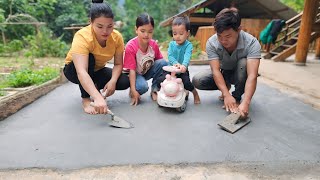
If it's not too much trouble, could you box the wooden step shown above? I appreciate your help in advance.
[281,44,293,48]
[272,45,297,62]
[270,51,280,55]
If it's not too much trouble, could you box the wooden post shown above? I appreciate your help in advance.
[295,0,319,65]
[315,38,320,59]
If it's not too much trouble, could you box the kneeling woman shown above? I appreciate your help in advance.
[63,0,129,114]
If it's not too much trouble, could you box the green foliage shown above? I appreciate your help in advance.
[5,67,59,88]
[280,0,304,12]
[23,27,69,58]
[189,36,201,59]
[0,90,5,96]
[0,8,4,23]
[0,40,24,56]
[0,0,90,42]
[48,0,90,42]
[122,0,197,42]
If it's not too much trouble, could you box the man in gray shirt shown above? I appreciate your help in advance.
[192,8,261,118]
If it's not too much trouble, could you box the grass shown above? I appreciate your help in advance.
[0,56,64,89]
[0,56,65,73]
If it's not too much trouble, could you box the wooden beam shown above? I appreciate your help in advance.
[272,45,296,62]
[190,17,213,24]
[160,0,217,27]
[295,0,319,65]
[273,8,289,13]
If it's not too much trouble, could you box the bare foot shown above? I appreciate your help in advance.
[151,91,157,101]
[192,89,201,104]
[82,98,97,115]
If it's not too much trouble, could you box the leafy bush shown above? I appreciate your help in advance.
[23,28,69,58]
[6,67,59,88]
[189,36,202,59]
[0,90,6,96]
[5,40,24,54]
[0,40,24,56]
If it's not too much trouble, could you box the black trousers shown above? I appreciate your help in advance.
[192,58,248,102]
[63,53,130,98]
[157,70,195,92]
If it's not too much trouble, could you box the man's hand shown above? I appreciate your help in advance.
[237,102,249,118]
[130,89,140,106]
[223,94,238,113]
[103,80,116,97]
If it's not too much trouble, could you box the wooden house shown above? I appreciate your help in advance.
[160,0,297,52]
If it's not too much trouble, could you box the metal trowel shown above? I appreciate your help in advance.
[218,113,250,134]
[90,102,134,129]
[106,109,134,129]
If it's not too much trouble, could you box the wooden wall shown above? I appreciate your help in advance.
[195,19,271,51]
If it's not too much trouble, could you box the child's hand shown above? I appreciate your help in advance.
[179,65,187,73]
[130,89,140,106]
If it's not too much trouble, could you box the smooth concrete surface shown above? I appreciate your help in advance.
[0,65,319,170]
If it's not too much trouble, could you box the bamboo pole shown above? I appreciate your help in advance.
[295,0,319,65]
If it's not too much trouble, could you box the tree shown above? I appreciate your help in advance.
[122,0,197,42]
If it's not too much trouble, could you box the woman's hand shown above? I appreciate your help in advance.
[92,96,108,114]
[103,80,116,97]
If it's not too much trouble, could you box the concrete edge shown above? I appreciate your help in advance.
[0,73,68,121]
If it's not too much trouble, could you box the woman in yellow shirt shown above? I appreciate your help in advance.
[64,0,129,114]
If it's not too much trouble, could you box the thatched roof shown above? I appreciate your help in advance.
[160,0,298,27]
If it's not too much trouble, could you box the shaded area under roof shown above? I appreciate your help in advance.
[160,0,298,27]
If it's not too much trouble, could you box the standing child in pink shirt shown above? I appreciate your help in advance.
[123,13,167,105]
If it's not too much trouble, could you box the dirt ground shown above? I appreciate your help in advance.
[0,162,319,179]
[258,57,320,110]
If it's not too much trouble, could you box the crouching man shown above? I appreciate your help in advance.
[192,8,261,118]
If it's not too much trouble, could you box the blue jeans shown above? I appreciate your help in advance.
[135,59,167,95]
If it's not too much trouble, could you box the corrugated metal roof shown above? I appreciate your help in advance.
[160,0,298,27]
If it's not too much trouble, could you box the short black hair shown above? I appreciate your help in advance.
[213,8,241,34]
[136,13,154,28]
[172,16,190,31]
[90,0,114,22]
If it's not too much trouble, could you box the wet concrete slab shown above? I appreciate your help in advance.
[0,65,319,170]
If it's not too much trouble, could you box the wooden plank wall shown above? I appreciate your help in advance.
[195,19,271,51]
